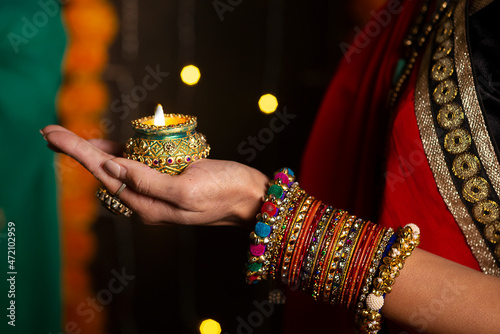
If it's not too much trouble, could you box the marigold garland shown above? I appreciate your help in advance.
[58,1,117,333]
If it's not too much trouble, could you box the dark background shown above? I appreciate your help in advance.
[91,1,360,333]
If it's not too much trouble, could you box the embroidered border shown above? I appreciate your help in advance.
[414,0,500,275]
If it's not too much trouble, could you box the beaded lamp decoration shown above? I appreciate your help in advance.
[124,105,210,175]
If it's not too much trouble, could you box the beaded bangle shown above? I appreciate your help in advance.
[246,168,296,284]
[356,224,420,333]
[280,195,313,284]
[274,192,305,277]
[355,228,394,319]
[312,210,345,300]
[340,221,374,308]
[246,168,421,334]
[298,206,334,291]
[269,183,304,279]
[336,218,365,306]
[327,215,356,303]
[290,201,324,287]
[319,210,349,300]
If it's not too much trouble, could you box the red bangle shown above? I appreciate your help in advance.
[341,222,376,308]
[310,210,344,299]
[289,200,323,287]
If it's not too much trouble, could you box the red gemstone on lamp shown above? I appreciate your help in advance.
[261,202,277,216]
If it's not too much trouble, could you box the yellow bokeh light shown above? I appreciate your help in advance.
[258,94,278,114]
[199,319,221,334]
[180,65,201,85]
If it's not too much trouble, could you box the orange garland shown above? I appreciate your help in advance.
[58,1,117,333]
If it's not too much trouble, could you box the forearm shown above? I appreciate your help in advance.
[384,248,500,334]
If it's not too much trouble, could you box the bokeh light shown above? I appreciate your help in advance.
[199,319,221,334]
[180,65,201,85]
[258,93,278,114]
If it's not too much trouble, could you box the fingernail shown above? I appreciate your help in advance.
[40,129,47,141]
[103,160,122,178]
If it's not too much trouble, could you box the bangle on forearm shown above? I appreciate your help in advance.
[246,168,421,334]
[298,206,334,292]
[246,168,297,284]
[356,224,420,333]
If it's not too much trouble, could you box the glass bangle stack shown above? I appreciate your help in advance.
[246,168,420,333]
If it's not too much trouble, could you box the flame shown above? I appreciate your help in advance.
[154,104,165,126]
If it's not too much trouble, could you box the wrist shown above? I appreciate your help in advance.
[237,167,269,225]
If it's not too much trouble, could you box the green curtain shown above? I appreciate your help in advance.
[0,1,66,333]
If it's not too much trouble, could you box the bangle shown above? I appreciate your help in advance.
[289,200,323,287]
[298,206,334,291]
[280,195,314,284]
[336,218,365,306]
[246,168,296,284]
[356,224,420,333]
[347,223,382,309]
[245,168,421,334]
[311,210,345,300]
[269,183,304,279]
[355,228,394,318]
[341,221,375,308]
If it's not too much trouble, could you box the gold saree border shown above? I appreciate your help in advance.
[454,0,500,202]
[414,0,500,275]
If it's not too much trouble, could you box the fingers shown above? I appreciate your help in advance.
[43,127,124,196]
[88,139,125,156]
[41,125,212,225]
[41,124,73,136]
[102,157,185,204]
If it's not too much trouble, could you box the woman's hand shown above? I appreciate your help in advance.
[41,125,269,226]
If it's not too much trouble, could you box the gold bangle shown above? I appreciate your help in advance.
[357,224,420,333]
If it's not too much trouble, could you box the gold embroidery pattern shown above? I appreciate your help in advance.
[433,78,458,105]
[433,39,453,60]
[437,103,464,130]
[444,128,471,154]
[462,176,489,203]
[414,0,500,275]
[431,57,454,81]
[485,222,500,244]
[454,0,500,271]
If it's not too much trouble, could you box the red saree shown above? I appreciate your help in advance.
[286,0,490,332]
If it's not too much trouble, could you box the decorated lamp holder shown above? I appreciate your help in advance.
[97,105,210,217]
[124,111,210,175]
